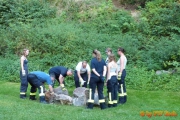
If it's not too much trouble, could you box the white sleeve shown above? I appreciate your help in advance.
[86,64,91,72]
[76,62,82,71]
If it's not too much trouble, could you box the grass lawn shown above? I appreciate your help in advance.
[0,81,179,120]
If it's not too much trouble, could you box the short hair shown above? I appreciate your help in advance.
[50,73,55,78]
[118,47,125,53]
[68,69,74,74]
[106,48,112,53]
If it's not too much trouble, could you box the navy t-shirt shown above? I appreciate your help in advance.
[90,57,106,78]
[49,66,68,80]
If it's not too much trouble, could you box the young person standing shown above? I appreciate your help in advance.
[117,47,127,104]
[20,49,29,99]
[87,49,107,110]
[106,54,118,107]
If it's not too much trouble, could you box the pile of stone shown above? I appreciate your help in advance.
[45,87,100,106]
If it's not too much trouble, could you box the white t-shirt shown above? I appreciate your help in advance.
[76,62,90,74]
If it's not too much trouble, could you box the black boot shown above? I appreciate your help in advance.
[40,96,48,104]
[113,103,117,107]
[29,95,36,100]
[87,103,93,109]
[118,96,125,104]
[20,94,26,99]
[124,95,127,103]
[100,103,107,110]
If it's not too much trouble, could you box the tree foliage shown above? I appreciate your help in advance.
[0,0,180,91]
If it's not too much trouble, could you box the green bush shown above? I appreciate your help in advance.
[0,0,180,91]
[126,66,180,91]
[140,0,180,36]
[0,0,56,28]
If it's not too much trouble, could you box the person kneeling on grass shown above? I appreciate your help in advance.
[27,71,54,104]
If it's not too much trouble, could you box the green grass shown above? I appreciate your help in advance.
[0,81,179,120]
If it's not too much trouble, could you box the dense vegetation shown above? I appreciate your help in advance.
[0,0,180,91]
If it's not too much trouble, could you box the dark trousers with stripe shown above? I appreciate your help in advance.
[87,76,106,109]
[107,76,118,107]
[20,69,28,98]
[27,74,45,101]
[118,69,127,104]
[74,70,88,88]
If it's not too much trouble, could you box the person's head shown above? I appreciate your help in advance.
[22,49,29,56]
[105,48,112,56]
[108,54,116,62]
[82,61,87,68]
[92,49,101,61]
[67,69,73,76]
[50,73,55,81]
[117,47,125,56]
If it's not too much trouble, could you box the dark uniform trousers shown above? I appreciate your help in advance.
[118,69,127,104]
[107,76,118,107]
[20,69,28,98]
[87,76,106,109]
[74,70,88,88]
[27,74,45,102]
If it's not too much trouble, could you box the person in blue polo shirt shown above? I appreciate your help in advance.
[27,71,54,104]
[87,49,107,110]
[49,66,73,89]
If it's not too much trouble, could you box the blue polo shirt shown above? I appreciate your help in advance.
[49,66,68,80]
[90,57,106,77]
[30,71,52,85]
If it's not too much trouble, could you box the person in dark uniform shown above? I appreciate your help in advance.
[117,47,127,104]
[87,49,107,110]
[49,66,73,89]
[106,54,118,107]
[20,49,29,99]
[27,71,54,103]
[74,61,90,88]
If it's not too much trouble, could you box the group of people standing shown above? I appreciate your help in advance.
[19,47,127,108]
[86,48,127,110]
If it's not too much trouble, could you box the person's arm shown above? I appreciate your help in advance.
[116,64,118,77]
[92,69,100,77]
[87,71,91,84]
[103,65,107,77]
[87,64,91,84]
[119,57,124,74]
[77,71,82,80]
[106,64,110,83]
[20,56,24,71]
[48,85,54,93]
[59,74,64,85]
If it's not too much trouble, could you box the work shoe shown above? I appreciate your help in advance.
[20,95,26,99]
[29,95,36,100]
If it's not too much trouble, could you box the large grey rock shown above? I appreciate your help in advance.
[156,70,170,75]
[53,86,68,95]
[55,94,73,105]
[45,86,69,104]
[94,92,99,105]
[72,87,89,106]
[72,87,100,106]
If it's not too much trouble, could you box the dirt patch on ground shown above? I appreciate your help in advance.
[112,0,140,18]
